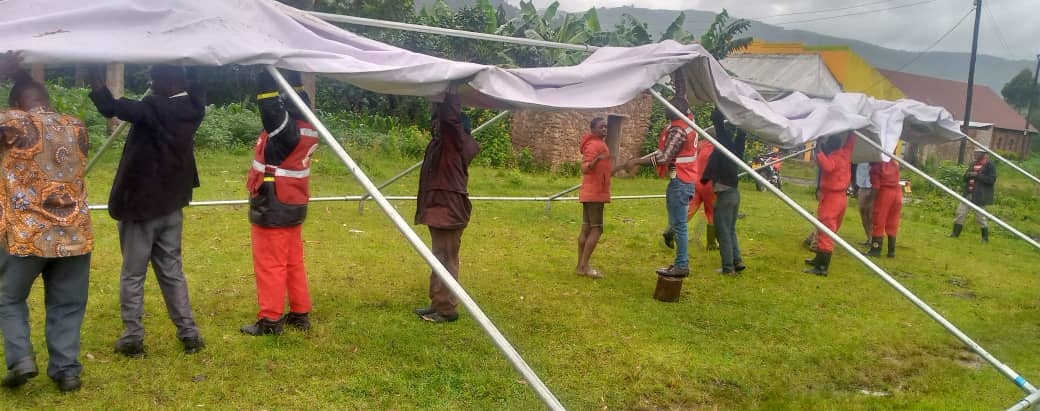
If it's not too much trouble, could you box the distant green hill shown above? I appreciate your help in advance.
[413,0,1032,94]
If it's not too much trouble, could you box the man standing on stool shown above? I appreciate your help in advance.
[413,91,480,323]
[949,148,995,243]
[241,70,318,336]
[89,64,205,356]
[621,97,697,278]
[0,52,93,392]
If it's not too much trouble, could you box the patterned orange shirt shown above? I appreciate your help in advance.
[0,107,93,257]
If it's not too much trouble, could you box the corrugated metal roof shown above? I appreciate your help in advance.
[721,54,842,98]
[879,69,1034,132]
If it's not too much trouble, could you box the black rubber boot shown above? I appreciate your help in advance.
[284,312,311,331]
[240,317,285,336]
[804,251,821,266]
[981,227,989,243]
[803,252,830,276]
[866,236,882,257]
[886,236,896,258]
[948,223,963,238]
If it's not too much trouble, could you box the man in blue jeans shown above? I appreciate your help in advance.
[701,109,747,275]
[623,97,698,277]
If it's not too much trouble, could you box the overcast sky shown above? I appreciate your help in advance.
[506,0,1038,62]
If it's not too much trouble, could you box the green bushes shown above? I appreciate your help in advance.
[195,103,261,149]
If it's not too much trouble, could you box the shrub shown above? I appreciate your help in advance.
[195,103,261,149]
[467,109,513,167]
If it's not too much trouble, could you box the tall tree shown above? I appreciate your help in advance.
[496,0,605,66]
[699,9,752,60]
[659,12,695,44]
[1001,68,1039,110]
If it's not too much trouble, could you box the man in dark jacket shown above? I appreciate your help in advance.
[948,148,996,242]
[240,70,318,336]
[412,92,480,323]
[700,109,747,275]
[89,65,204,356]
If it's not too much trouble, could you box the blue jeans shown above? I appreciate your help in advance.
[0,251,91,379]
[714,187,743,271]
[666,178,695,268]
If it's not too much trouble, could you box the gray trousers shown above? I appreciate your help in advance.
[953,201,988,228]
[0,250,90,379]
[857,188,876,241]
[117,209,199,343]
[714,188,743,271]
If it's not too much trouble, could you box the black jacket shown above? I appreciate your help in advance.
[964,160,996,206]
[90,86,205,221]
[701,115,746,188]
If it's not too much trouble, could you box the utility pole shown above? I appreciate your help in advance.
[1024,54,1040,136]
[958,0,983,164]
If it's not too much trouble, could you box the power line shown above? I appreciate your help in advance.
[770,0,939,26]
[864,6,975,92]
[750,0,905,20]
[982,5,1012,57]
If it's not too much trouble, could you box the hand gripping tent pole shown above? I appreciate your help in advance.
[648,88,1039,398]
[854,132,1040,251]
[265,67,566,411]
[962,134,1040,186]
[357,110,512,215]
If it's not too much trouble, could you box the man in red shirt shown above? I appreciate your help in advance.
[576,117,611,279]
[804,133,856,276]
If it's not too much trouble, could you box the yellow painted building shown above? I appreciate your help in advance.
[740,41,905,100]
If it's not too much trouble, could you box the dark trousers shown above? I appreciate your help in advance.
[713,187,743,271]
[428,227,464,316]
[0,250,90,379]
[117,209,199,343]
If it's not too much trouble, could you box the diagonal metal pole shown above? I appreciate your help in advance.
[649,88,1038,398]
[961,134,1040,186]
[357,110,512,215]
[85,89,150,175]
[266,67,565,411]
[1007,390,1040,411]
[855,133,1040,250]
[736,144,815,178]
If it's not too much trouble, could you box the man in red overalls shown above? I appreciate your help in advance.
[804,133,856,276]
[866,160,903,258]
[241,70,319,335]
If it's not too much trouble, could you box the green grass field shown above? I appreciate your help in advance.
[3,147,1039,411]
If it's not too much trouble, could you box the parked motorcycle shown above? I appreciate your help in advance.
[750,153,782,192]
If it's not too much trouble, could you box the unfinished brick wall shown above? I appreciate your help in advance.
[509,93,654,170]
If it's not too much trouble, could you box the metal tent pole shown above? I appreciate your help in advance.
[735,144,815,178]
[357,110,511,215]
[962,135,1040,186]
[1007,390,1040,411]
[854,133,1040,250]
[310,12,596,53]
[266,66,566,411]
[648,88,1038,397]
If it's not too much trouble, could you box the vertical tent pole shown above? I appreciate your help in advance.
[648,88,1038,397]
[854,133,1040,250]
[357,110,511,215]
[266,67,566,411]
[961,135,1040,186]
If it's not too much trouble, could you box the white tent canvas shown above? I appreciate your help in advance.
[0,0,963,158]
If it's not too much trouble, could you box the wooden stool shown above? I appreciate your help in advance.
[653,275,683,302]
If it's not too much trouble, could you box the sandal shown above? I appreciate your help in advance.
[584,269,604,279]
